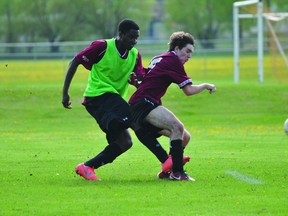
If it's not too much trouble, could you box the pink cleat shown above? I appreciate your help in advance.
[183,156,191,164]
[161,155,191,172]
[157,171,171,179]
[75,163,100,181]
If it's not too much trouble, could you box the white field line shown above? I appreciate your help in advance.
[225,170,266,185]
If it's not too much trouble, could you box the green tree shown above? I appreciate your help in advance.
[0,0,88,52]
[164,0,237,48]
[269,0,288,10]
[24,0,90,52]
[0,0,25,52]
[81,0,153,39]
[0,0,153,52]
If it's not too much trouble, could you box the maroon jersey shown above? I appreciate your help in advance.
[74,39,145,78]
[129,51,192,104]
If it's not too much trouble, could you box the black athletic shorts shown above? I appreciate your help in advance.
[130,98,163,136]
[82,93,132,135]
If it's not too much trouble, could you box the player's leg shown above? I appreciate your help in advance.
[182,129,191,148]
[134,127,169,163]
[84,93,133,165]
[130,100,169,164]
[158,129,191,171]
[158,128,190,148]
[145,106,184,140]
[76,129,131,181]
[84,129,132,168]
[130,99,192,180]
[145,106,194,181]
[76,93,133,181]
[145,106,184,172]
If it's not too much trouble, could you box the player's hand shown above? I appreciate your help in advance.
[128,72,139,88]
[207,84,216,94]
[62,93,72,109]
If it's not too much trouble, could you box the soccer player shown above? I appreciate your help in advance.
[129,31,216,181]
[62,19,145,181]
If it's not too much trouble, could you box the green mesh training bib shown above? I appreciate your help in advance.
[84,39,138,98]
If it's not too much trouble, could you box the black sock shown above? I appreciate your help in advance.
[169,146,185,155]
[84,144,123,169]
[135,128,168,163]
[170,139,184,172]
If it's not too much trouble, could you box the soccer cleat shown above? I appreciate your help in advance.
[169,171,195,181]
[75,163,100,181]
[161,155,172,172]
[157,171,171,179]
[183,156,191,164]
[161,155,191,172]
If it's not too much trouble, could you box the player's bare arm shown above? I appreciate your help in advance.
[62,58,80,109]
[182,83,216,96]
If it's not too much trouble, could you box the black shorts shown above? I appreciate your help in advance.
[130,98,163,136]
[83,93,132,135]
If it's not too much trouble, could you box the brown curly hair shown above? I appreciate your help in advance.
[168,31,195,52]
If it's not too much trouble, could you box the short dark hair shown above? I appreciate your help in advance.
[168,31,195,51]
[118,19,140,34]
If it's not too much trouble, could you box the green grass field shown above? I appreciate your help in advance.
[0,57,287,215]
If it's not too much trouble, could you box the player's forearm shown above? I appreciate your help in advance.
[62,58,79,94]
[191,84,207,95]
[63,71,74,94]
[182,84,205,96]
[183,83,216,96]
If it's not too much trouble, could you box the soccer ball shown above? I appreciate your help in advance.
[284,119,288,135]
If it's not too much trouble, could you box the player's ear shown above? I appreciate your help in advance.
[174,46,180,53]
[118,31,124,39]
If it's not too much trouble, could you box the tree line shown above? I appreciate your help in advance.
[0,0,286,52]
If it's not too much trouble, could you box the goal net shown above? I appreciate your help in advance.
[233,0,288,83]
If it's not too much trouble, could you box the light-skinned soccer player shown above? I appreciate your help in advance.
[129,31,216,181]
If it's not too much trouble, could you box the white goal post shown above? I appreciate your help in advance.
[233,0,263,84]
[233,0,288,83]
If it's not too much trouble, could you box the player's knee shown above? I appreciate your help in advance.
[114,130,133,152]
[171,121,184,137]
[182,130,191,147]
[121,137,133,152]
